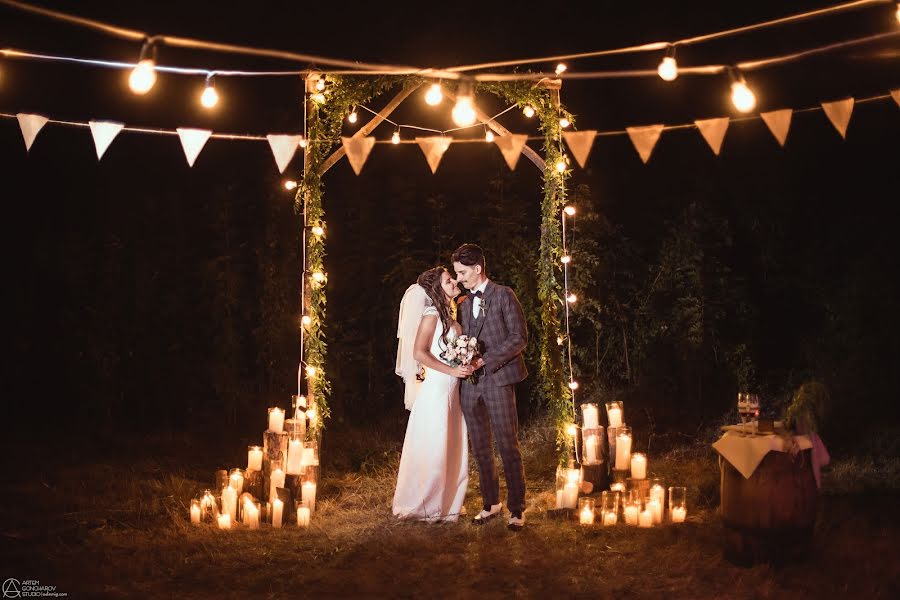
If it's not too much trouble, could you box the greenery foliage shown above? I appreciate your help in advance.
[783,380,830,434]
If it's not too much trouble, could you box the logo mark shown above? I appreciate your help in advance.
[2,579,21,598]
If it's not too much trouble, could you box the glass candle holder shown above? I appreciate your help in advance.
[228,468,244,494]
[271,498,285,528]
[630,452,647,479]
[269,466,286,505]
[600,491,619,526]
[217,513,232,530]
[190,498,202,524]
[582,427,603,465]
[648,478,665,525]
[286,436,304,475]
[669,486,687,523]
[302,480,318,513]
[267,407,285,433]
[200,489,219,518]
[300,440,319,468]
[581,403,600,430]
[614,426,632,470]
[623,489,641,526]
[221,484,238,521]
[578,497,595,525]
[247,446,263,472]
[242,499,261,529]
[284,417,306,440]
[215,470,229,494]
[605,401,624,428]
[555,466,582,509]
[296,500,311,527]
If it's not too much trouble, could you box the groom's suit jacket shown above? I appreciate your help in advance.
[459,280,528,388]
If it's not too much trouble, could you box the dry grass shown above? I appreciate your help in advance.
[2,424,899,599]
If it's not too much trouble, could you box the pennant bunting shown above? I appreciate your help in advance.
[892,89,900,108]
[626,124,664,164]
[415,136,452,174]
[760,109,793,147]
[266,134,303,174]
[562,130,597,168]
[821,98,854,139]
[492,134,529,170]
[88,121,124,160]
[16,113,49,151]
[341,136,376,175]
[176,128,212,167]
[694,117,729,156]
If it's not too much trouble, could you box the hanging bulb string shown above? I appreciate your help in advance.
[356,103,519,136]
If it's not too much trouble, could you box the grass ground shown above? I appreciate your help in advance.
[2,422,898,599]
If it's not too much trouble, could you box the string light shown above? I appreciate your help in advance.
[391,130,400,144]
[561,254,572,264]
[484,127,495,143]
[451,79,477,127]
[566,423,578,437]
[555,156,568,172]
[311,92,326,104]
[315,77,326,91]
[564,206,576,216]
[299,136,307,148]
[555,63,567,75]
[559,117,571,128]
[557,335,565,346]
[347,108,358,123]
[523,105,536,118]
[284,180,298,190]
[311,225,325,236]
[568,381,579,390]
[311,271,325,283]
[306,365,317,378]
[199,74,219,108]
[657,45,678,82]
[301,315,312,326]
[567,293,577,303]
[728,68,757,113]
[424,83,443,106]
[128,41,156,95]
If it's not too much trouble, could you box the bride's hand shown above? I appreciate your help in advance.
[453,365,474,378]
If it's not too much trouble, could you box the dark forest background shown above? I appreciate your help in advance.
[3,1,899,454]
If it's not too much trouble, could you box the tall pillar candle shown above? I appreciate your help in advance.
[615,426,632,470]
[190,499,201,524]
[624,504,639,526]
[272,498,284,528]
[268,407,285,433]
[630,453,647,479]
[286,439,303,475]
[269,468,285,505]
[639,507,653,528]
[649,480,665,524]
[581,403,600,429]
[585,433,600,464]
[247,446,263,471]
[606,401,623,428]
[217,513,232,530]
[302,481,317,512]
[221,485,237,521]
[296,503,311,527]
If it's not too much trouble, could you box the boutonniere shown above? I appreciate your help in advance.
[480,298,491,316]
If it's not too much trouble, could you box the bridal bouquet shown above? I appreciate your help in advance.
[440,335,480,383]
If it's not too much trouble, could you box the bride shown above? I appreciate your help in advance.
[393,267,473,522]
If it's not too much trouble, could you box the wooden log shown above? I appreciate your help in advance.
[581,463,609,491]
[720,448,817,566]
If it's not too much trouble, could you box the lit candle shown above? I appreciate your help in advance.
[650,484,665,524]
[244,500,259,529]
[302,481,317,512]
[300,446,317,467]
[247,446,263,471]
[630,453,647,479]
[606,402,623,428]
[229,469,244,494]
[272,498,284,528]
[555,489,564,509]
[615,429,632,470]
[671,506,686,523]
[639,508,653,528]
[603,511,618,526]
[610,482,626,493]
[297,504,311,527]
[624,504,639,525]
[582,404,600,429]
[286,439,303,475]
[221,485,237,521]
[579,506,595,525]
[648,498,662,525]
[585,434,599,463]
[200,490,218,515]
[268,407,285,433]
[217,513,232,529]
[562,483,579,508]
[269,468,285,505]
[190,500,202,524]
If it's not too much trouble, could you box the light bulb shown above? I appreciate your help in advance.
[657,56,678,82]
[299,137,307,148]
[311,92,326,104]
[391,131,400,145]
[425,83,443,106]
[129,59,156,94]
[348,110,358,123]
[567,293,577,303]
[301,315,312,326]
[523,105,535,118]
[559,117,570,128]
[731,80,756,113]
[312,271,325,283]
[316,77,326,91]
[568,381,579,390]
[555,158,567,172]
[555,63,567,75]
[564,206,576,216]
[484,129,495,143]
[566,423,578,437]
[561,255,571,264]
[311,226,324,236]
[306,365,317,378]
[452,96,477,127]
[306,407,316,419]
[200,79,219,109]
[557,335,565,346]
[284,180,298,190]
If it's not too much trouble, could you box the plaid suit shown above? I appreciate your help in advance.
[458,280,528,513]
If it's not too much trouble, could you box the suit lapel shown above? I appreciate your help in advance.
[471,281,495,339]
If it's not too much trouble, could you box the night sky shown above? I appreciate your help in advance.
[3,1,899,442]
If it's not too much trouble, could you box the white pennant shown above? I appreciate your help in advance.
[626,124,664,164]
[415,136,452,174]
[492,134,529,170]
[694,117,729,156]
[340,136,376,175]
[821,98,854,139]
[892,89,900,108]
[176,128,212,167]
[16,113,49,151]
[88,121,124,160]
[562,130,597,168]
[266,134,303,174]
[760,109,793,147]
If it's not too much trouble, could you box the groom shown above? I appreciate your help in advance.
[452,244,528,530]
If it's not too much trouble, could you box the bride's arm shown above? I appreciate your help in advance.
[413,315,472,378]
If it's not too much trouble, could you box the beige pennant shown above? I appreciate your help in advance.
[892,89,900,108]
[821,98,854,139]
[626,124,664,164]
[341,136,376,175]
[176,128,212,167]
[694,117,729,156]
[88,121,124,160]
[266,134,303,174]
[415,136,452,174]
[16,113,49,151]
[492,133,529,170]
[760,109,793,147]
[562,130,597,168]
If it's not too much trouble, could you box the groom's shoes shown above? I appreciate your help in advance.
[472,503,502,525]
[507,511,525,531]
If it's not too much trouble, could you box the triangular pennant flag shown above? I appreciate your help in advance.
[760,109,793,147]
[492,134,529,170]
[821,98,854,140]
[266,134,303,174]
[16,113,49,152]
[694,117,729,156]
[340,136,376,175]
[88,121,124,160]
[415,136,452,174]
[176,128,212,167]
[562,130,597,168]
[626,124,664,164]
[891,89,900,108]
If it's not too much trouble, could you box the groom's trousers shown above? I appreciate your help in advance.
[460,381,526,514]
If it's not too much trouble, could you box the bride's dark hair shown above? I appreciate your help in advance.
[417,267,453,346]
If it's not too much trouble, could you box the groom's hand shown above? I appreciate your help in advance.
[471,357,485,370]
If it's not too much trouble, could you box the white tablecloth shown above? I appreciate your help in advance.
[713,429,830,486]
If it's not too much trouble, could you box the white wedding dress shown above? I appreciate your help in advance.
[392,307,469,522]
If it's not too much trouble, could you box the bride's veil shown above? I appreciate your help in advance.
[396,283,432,410]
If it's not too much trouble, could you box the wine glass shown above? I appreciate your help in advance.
[737,393,751,433]
[747,394,760,430]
